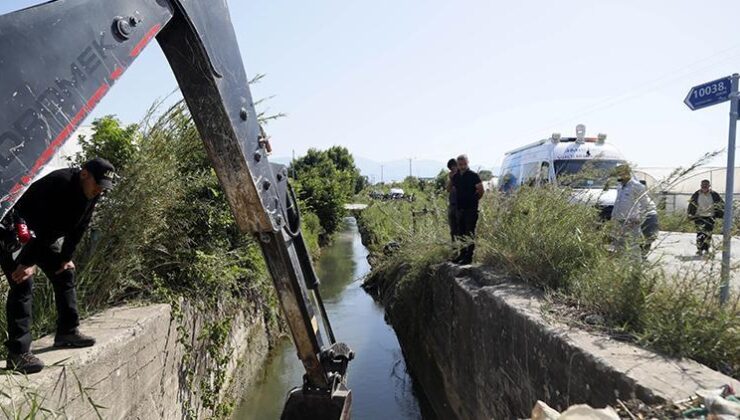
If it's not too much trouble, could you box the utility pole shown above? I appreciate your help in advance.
[720,74,739,305]
[380,165,384,184]
[408,158,412,178]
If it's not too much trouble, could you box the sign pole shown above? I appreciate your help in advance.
[720,73,739,305]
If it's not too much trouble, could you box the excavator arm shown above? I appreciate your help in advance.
[0,1,352,418]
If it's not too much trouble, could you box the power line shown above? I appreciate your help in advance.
[512,43,740,143]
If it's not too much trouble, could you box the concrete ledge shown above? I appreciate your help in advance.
[0,303,270,419]
[368,262,740,419]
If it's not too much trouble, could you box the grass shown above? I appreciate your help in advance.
[358,181,740,379]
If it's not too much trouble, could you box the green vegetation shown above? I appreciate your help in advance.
[290,146,363,240]
[478,169,493,181]
[75,103,275,311]
[72,115,139,171]
[658,208,696,232]
[358,180,739,378]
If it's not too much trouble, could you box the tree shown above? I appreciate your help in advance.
[479,170,494,181]
[322,146,366,194]
[325,146,356,173]
[434,169,448,191]
[355,175,369,194]
[290,147,361,237]
[74,115,138,172]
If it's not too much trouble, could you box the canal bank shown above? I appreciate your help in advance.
[0,301,273,419]
[363,260,740,419]
[233,218,431,419]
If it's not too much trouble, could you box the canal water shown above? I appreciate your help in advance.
[233,218,428,419]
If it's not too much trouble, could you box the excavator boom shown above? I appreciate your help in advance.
[0,1,351,418]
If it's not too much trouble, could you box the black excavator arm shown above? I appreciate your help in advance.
[0,1,352,418]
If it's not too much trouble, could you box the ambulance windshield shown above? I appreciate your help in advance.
[554,159,624,189]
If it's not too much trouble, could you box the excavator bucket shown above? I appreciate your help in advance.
[282,385,352,420]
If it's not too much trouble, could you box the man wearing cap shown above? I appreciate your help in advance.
[0,158,115,373]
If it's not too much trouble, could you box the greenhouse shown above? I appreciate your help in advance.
[634,166,740,213]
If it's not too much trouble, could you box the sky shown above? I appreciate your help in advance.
[3,0,740,173]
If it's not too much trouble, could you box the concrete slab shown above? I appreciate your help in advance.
[0,303,270,419]
[649,231,740,290]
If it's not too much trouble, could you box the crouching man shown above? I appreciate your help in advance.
[0,158,114,373]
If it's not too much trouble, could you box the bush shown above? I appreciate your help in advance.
[477,186,605,290]
[73,115,139,171]
[290,146,360,237]
[638,271,739,372]
[74,102,273,308]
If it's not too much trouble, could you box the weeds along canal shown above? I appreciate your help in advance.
[233,217,431,419]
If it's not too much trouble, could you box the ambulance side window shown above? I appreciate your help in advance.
[500,164,520,193]
[522,163,539,187]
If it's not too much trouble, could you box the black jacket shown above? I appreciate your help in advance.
[13,168,98,266]
[687,190,724,218]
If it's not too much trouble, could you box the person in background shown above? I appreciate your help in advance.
[450,154,484,264]
[0,158,115,374]
[611,164,654,259]
[640,189,660,257]
[445,158,459,240]
[688,179,724,256]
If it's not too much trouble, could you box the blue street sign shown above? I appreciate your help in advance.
[684,76,733,110]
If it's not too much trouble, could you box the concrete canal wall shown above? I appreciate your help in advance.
[0,302,271,419]
[364,262,740,419]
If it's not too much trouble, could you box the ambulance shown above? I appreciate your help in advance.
[498,124,628,219]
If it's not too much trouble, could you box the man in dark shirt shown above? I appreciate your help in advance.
[450,154,484,264]
[0,158,114,373]
[446,158,459,240]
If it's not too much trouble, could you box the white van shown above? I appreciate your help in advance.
[498,124,627,219]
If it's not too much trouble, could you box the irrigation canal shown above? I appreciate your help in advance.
[233,217,431,419]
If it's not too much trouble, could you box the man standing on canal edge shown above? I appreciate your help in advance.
[450,154,484,264]
[446,158,459,240]
[688,179,724,256]
[0,158,115,373]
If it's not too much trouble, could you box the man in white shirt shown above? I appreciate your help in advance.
[611,165,656,258]
[688,180,724,255]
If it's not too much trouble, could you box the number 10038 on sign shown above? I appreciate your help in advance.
[685,76,733,111]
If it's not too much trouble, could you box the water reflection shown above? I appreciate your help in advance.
[233,218,425,419]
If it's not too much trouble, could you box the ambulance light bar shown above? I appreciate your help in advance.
[575,124,586,144]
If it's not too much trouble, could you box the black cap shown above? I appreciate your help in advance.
[82,158,116,189]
